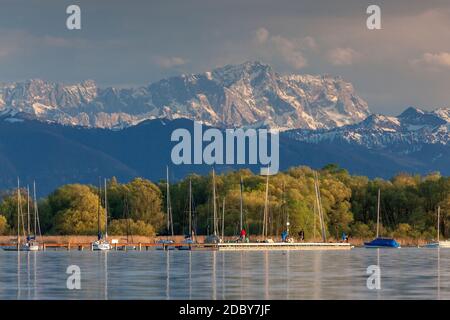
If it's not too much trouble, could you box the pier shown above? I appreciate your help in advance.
[0,242,352,251]
[0,242,217,251]
[216,242,353,251]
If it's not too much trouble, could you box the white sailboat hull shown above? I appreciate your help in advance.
[26,244,39,251]
[2,243,40,251]
[424,240,450,248]
[92,240,111,251]
[155,239,175,250]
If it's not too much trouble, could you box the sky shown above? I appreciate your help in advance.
[1,0,450,115]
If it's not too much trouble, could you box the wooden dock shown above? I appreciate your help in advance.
[0,242,219,251]
[0,242,353,251]
[216,242,353,251]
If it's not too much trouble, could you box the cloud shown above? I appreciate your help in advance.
[410,52,450,70]
[253,28,312,69]
[269,35,307,69]
[327,47,361,66]
[254,28,269,44]
[153,56,187,68]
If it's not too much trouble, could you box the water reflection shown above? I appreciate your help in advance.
[15,251,38,300]
[437,248,440,300]
[16,251,20,299]
[166,250,170,300]
[1,248,449,299]
[264,251,269,300]
[104,252,108,300]
[221,252,225,299]
[189,251,192,300]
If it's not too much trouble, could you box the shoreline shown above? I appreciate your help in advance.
[0,235,430,247]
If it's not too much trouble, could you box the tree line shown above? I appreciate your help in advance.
[0,164,448,240]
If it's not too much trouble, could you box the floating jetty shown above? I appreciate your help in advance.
[0,242,352,251]
[216,242,353,251]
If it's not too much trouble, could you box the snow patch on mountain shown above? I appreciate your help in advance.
[288,106,450,151]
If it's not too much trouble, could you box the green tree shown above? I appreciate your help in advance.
[0,215,9,235]
[108,219,155,236]
[125,178,165,231]
[49,184,105,235]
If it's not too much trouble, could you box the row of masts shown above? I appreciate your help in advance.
[96,178,110,241]
[13,168,327,246]
[165,167,327,242]
[16,179,42,245]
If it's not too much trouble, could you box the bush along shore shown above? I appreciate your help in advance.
[0,164,448,245]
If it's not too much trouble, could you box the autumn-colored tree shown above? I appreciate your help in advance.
[49,184,105,235]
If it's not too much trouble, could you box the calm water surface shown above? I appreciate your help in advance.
[0,248,448,299]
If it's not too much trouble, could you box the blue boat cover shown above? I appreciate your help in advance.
[365,237,400,248]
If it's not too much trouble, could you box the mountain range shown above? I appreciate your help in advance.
[0,61,369,130]
[289,107,450,151]
[1,61,450,194]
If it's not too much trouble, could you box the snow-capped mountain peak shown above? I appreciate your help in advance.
[289,106,450,150]
[0,61,370,130]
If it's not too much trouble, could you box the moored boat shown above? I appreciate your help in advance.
[177,178,197,250]
[157,167,176,250]
[91,178,111,251]
[364,189,400,248]
[92,239,112,251]
[364,237,400,248]
[205,169,223,244]
[3,179,43,251]
[424,206,450,248]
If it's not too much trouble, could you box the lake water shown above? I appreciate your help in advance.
[0,248,448,300]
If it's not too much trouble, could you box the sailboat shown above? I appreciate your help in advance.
[364,189,400,248]
[425,206,450,248]
[178,178,196,250]
[214,171,352,251]
[261,169,274,243]
[281,182,293,243]
[157,166,175,250]
[25,182,42,251]
[237,176,248,242]
[92,178,112,251]
[4,179,41,251]
[313,171,327,243]
[205,169,222,244]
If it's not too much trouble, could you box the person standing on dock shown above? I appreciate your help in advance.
[281,230,288,242]
[240,228,246,242]
[298,230,304,241]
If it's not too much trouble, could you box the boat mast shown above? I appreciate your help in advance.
[313,195,317,241]
[33,182,36,238]
[166,166,174,237]
[124,193,132,243]
[33,181,42,241]
[376,188,381,238]
[212,169,218,236]
[166,167,170,236]
[27,185,30,237]
[438,206,441,242]
[262,169,269,238]
[222,198,225,240]
[239,177,244,232]
[189,178,192,238]
[284,183,289,235]
[104,178,108,239]
[17,178,20,245]
[97,177,101,239]
[314,171,327,242]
